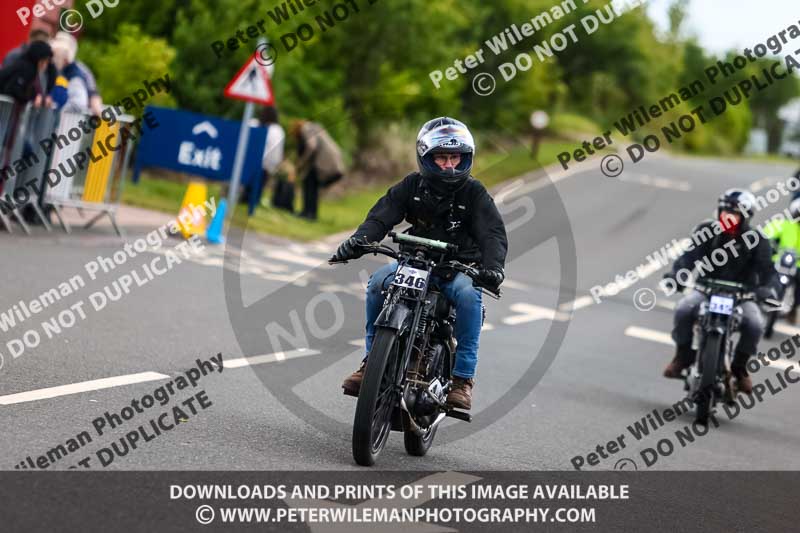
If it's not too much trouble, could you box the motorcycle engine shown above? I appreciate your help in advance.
[405,343,447,419]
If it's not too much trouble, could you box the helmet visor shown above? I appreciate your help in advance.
[417,124,475,158]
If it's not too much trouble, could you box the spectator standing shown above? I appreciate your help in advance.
[261,106,286,191]
[51,32,102,115]
[291,120,345,220]
[49,33,90,113]
[0,40,52,104]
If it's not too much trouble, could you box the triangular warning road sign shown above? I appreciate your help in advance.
[224,54,275,105]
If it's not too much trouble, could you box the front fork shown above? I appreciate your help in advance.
[687,303,739,402]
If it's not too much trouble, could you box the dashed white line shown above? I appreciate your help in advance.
[624,325,799,373]
[624,325,673,345]
[618,173,691,191]
[265,249,325,268]
[502,303,569,325]
[558,296,595,312]
[0,350,322,406]
[223,349,320,368]
[774,323,800,337]
[0,371,169,406]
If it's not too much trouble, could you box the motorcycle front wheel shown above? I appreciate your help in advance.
[696,332,722,425]
[352,327,399,466]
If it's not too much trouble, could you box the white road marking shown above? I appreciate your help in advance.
[618,173,691,191]
[265,249,325,268]
[774,323,800,337]
[501,278,531,291]
[558,296,595,312]
[749,176,781,192]
[656,299,677,310]
[768,359,798,373]
[348,339,366,347]
[481,322,495,331]
[624,326,799,374]
[0,350,322,406]
[624,325,674,345]
[0,371,169,406]
[225,348,320,368]
[502,303,569,325]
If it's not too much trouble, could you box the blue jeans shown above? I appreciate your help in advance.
[365,262,483,379]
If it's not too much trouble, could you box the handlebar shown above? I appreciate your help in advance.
[328,242,501,298]
[388,231,459,253]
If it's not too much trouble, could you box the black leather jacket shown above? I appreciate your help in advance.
[352,172,508,271]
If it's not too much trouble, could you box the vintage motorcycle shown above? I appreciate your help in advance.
[329,231,500,466]
[683,278,779,425]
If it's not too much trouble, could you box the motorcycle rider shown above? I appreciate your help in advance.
[663,189,778,394]
[763,198,800,323]
[331,117,508,410]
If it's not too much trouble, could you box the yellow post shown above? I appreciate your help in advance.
[178,181,208,239]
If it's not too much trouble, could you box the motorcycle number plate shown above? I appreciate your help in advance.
[709,295,734,315]
[391,265,429,291]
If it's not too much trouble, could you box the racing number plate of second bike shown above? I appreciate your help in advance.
[391,265,429,291]
[709,295,735,315]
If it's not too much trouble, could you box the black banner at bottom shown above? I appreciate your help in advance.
[1,471,793,532]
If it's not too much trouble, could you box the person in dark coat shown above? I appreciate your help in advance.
[332,117,508,410]
[0,41,52,104]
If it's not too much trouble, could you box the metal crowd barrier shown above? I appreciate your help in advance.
[0,95,27,232]
[0,97,136,237]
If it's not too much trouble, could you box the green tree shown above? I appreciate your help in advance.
[78,23,176,112]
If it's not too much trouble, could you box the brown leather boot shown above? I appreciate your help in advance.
[732,352,753,394]
[663,344,696,379]
[342,361,367,397]
[446,377,474,410]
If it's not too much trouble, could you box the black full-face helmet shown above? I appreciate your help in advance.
[416,117,475,194]
[717,188,756,234]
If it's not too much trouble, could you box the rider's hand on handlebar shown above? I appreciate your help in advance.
[331,235,368,262]
[478,268,504,290]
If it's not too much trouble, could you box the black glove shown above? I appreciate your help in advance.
[332,235,367,262]
[478,268,504,290]
[757,286,777,302]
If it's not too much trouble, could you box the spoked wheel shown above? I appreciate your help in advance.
[352,327,399,466]
[696,333,722,425]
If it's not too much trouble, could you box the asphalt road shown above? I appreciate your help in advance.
[2,152,800,471]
